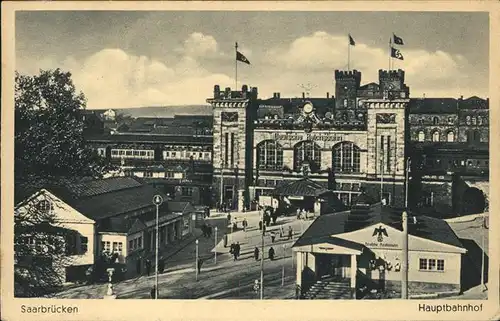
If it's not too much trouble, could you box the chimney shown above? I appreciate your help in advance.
[302,92,305,99]
[327,92,330,99]
[401,211,409,300]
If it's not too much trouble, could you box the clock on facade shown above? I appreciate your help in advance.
[303,102,314,114]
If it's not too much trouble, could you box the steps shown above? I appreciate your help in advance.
[302,277,352,300]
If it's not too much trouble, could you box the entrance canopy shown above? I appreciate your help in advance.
[272,178,332,197]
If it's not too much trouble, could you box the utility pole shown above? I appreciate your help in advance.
[260,209,264,300]
[401,211,409,299]
[214,226,218,265]
[152,195,164,300]
[195,239,199,281]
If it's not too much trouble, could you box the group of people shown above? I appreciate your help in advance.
[216,201,231,213]
[137,257,166,277]
[201,223,213,238]
[296,208,313,220]
[253,246,276,261]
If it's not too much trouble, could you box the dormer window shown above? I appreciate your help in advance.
[36,200,53,213]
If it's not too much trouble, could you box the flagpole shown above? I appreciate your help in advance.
[348,35,350,71]
[389,37,392,70]
[405,157,410,208]
[380,136,384,203]
[235,42,238,90]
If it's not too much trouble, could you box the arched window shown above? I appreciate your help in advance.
[418,131,425,142]
[472,116,477,126]
[332,142,361,173]
[466,116,471,125]
[432,131,440,142]
[478,116,483,125]
[418,118,424,125]
[294,140,321,171]
[447,131,455,142]
[257,140,283,170]
[433,117,439,125]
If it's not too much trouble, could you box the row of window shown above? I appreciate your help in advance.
[129,236,143,252]
[164,151,211,160]
[416,116,486,126]
[419,258,445,271]
[256,140,362,173]
[101,241,123,255]
[424,159,488,168]
[417,131,455,142]
[110,149,155,159]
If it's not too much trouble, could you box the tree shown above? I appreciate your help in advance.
[14,69,110,297]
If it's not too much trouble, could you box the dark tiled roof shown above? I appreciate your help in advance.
[409,98,458,114]
[272,178,329,197]
[293,204,464,249]
[358,82,379,90]
[168,201,196,213]
[85,133,213,145]
[459,96,489,109]
[65,177,143,198]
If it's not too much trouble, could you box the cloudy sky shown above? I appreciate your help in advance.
[16,11,489,109]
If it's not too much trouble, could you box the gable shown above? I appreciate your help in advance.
[16,189,95,225]
[336,223,465,254]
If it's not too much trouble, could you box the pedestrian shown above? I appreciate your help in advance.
[158,259,165,274]
[150,285,156,299]
[254,247,260,261]
[230,242,235,254]
[136,258,142,275]
[296,208,301,219]
[233,248,238,261]
[288,226,293,240]
[227,213,231,224]
[224,234,228,248]
[243,218,248,232]
[235,242,241,259]
[280,225,284,238]
[233,222,238,232]
[263,224,266,235]
[197,258,203,274]
[268,247,275,261]
[259,220,263,230]
[145,259,151,277]
[271,231,276,243]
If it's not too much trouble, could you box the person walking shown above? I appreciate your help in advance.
[145,258,152,277]
[158,259,165,274]
[197,258,203,274]
[270,231,276,243]
[259,220,263,231]
[296,208,301,219]
[268,247,275,261]
[288,226,293,240]
[230,242,235,254]
[235,242,241,260]
[150,285,156,299]
[254,247,260,261]
[243,218,248,232]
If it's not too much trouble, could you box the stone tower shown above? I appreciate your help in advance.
[207,85,258,211]
[363,70,410,207]
[334,70,362,122]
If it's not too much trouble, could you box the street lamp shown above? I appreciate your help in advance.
[260,209,264,300]
[282,244,286,286]
[195,239,199,281]
[214,226,218,265]
[152,195,163,300]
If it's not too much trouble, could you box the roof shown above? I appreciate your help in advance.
[43,177,169,221]
[85,133,213,145]
[168,201,196,213]
[409,98,458,114]
[459,96,489,109]
[293,203,464,249]
[272,178,332,197]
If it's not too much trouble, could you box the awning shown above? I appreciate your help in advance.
[272,178,333,197]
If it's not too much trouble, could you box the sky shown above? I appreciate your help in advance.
[16,11,489,109]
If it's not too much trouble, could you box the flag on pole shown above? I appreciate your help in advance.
[236,51,251,65]
[393,34,404,45]
[349,34,356,46]
[391,47,404,60]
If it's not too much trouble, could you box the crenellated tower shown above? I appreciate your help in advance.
[207,85,258,211]
[378,69,410,99]
[334,70,362,122]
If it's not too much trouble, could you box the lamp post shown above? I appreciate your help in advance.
[214,226,218,265]
[260,209,264,300]
[152,195,163,300]
[195,239,199,281]
[282,244,286,286]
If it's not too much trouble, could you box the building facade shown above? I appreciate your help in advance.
[207,69,489,217]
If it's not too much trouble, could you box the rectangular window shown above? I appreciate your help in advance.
[138,236,142,248]
[204,152,210,160]
[129,240,133,251]
[224,133,229,167]
[117,242,123,255]
[437,259,445,271]
[428,259,436,270]
[111,150,118,156]
[230,133,235,167]
[144,171,153,178]
[172,152,176,158]
[105,241,111,252]
[112,242,118,253]
[199,152,203,158]
[140,151,146,156]
[133,151,140,156]
[126,150,133,156]
[101,241,106,252]
[419,258,428,270]
[80,236,88,253]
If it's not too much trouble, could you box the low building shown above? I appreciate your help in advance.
[292,196,466,299]
[14,177,197,286]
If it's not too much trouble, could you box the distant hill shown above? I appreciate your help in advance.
[92,105,212,118]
